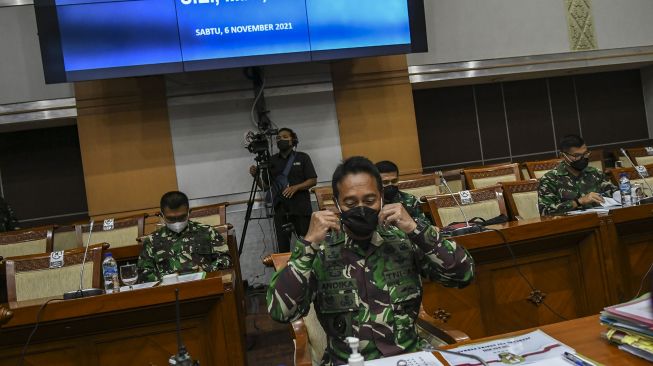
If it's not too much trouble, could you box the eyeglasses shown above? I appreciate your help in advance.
[563,151,591,159]
[160,211,189,223]
[382,178,399,186]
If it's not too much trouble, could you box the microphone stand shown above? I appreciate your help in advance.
[437,171,484,236]
[619,148,653,204]
[63,219,104,300]
[169,288,199,366]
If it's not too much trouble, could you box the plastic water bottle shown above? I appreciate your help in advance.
[102,252,120,293]
[619,173,632,207]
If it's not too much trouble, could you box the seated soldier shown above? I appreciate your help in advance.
[267,157,474,365]
[375,160,431,226]
[137,191,231,282]
[539,135,617,215]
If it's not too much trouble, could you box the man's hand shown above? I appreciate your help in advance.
[378,203,417,234]
[282,185,300,198]
[304,211,341,247]
[249,165,257,177]
[578,192,605,206]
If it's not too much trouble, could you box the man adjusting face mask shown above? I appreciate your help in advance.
[337,204,380,238]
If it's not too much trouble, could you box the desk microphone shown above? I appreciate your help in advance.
[436,171,484,236]
[169,288,199,366]
[63,219,103,300]
[619,148,653,203]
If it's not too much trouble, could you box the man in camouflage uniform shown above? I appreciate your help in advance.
[0,196,18,233]
[267,157,474,365]
[137,191,231,282]
[539,135,617,216]
[375,160,431,226]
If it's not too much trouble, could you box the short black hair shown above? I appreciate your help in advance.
[332,156,383,199]
[559,135,585,152]
[278,127,298,147]
[160,191,189,211]
[375,160,399,175]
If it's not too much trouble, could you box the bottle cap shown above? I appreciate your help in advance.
[103,252,113,257]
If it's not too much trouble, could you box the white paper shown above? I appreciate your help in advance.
[566,208,609,215]
[119,281,158,292]
[600,196,621,208]
[614,296,653,322]
[438,330,575,366]
[363,351,443,366]
[178,272,206,283]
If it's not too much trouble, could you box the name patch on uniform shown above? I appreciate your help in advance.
[319,292,358,312]
[383,269,413,284]
[320,278,356,292]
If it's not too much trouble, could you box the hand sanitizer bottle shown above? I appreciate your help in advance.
[345,337,364,366]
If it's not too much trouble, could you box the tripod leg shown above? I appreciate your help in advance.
[238,171,259,256]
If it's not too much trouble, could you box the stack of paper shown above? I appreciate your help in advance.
[600,293,653,362]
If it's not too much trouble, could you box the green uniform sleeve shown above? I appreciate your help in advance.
[207,226,232,270]
[538,174,575,215]
[410,226,474,288]
[266,240,317,323]
[400,192,432,226]
[137,236,160,282]
[599,173,618,197]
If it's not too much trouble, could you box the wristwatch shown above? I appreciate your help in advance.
[408,220,428,238]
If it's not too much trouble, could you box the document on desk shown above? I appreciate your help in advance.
[364,351,443,366]
[600,196,621,208]
[437,330,575,365]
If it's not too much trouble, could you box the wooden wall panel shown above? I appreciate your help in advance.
[576,70,649,145]
[0,125,88,226]
[74,76,178,218]
[331,56,423,175]
[414,86,481,169]
[475,84,510,160]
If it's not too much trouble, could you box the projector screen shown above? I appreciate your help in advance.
[34,0,427,83]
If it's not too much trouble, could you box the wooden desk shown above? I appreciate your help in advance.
[598,204,653,303]
[438,316,648,366]
[0,270,246,366]
[422,214,609,339]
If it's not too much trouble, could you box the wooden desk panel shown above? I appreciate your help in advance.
[422,214,608,338]
[604,204,653,302]
[0,271,246,366]
[439,316,648,366]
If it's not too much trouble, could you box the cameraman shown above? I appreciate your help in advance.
[249,128,317,253]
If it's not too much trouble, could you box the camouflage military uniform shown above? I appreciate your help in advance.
[137,220,231,282]
[266,225,474,366]
[0,196,18,233]
[538,162,618,216]
[386,190,431,226]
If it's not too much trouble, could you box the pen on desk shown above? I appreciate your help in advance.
[563,351,595,366]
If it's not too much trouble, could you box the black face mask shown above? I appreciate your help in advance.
[383,185,399,202]
[567,157,589,171]
[340,206,379,238]
[277,140,292,152]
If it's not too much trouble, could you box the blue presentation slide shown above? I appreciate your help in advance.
[176,0,311,61]
[306,0,411,51]
[53,0,413,73]
[56,0,183,71]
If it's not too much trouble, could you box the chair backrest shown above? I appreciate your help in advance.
[437,169,465,193]
[607,165,653,196]
[463,163,521,189]
[311,186,337,212]
[53,225,81,251]
[5,243,105,302]
[398,173,440,200]
[0,226,54,260]
[501,180,540,221]
[626,147,653,166]
[426,185,507,227]
[189,202,228,227]
[524,158,563,179]
[79,215,144,249]
[588,148,605,172]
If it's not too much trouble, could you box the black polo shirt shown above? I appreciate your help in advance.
[264,151,317,215]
